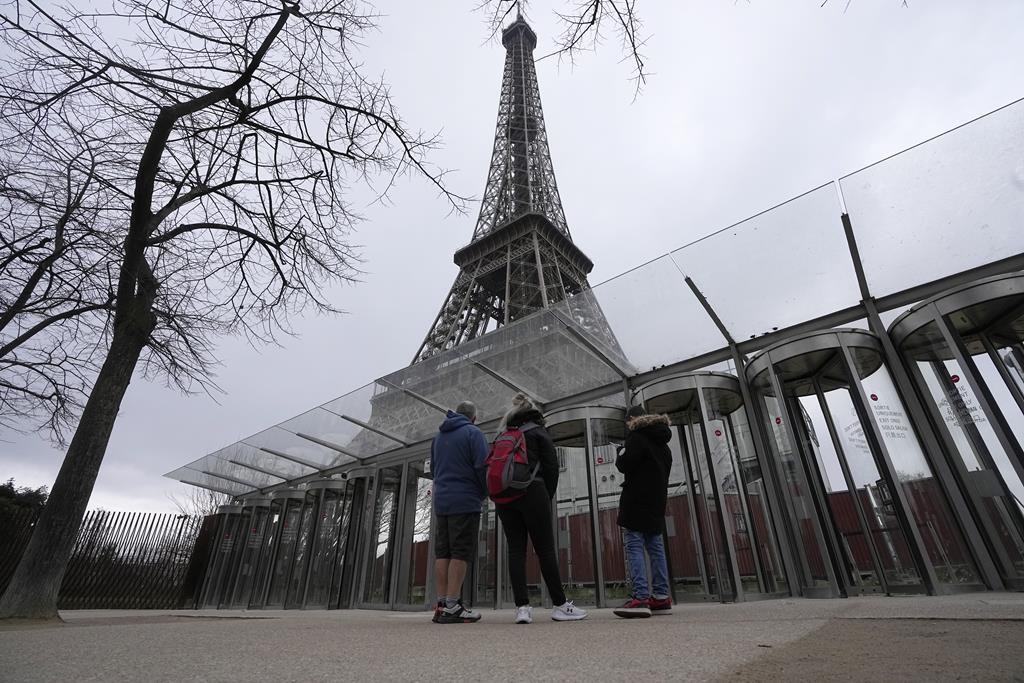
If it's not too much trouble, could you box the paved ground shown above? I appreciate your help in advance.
[1,593,1023,681]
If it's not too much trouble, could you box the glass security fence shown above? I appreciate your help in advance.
[746,329,981,598]
[199,505,245,609]
[636,372,789,603]
[890,272,1024,590]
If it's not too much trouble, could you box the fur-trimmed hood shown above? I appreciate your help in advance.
[627,413,670,432]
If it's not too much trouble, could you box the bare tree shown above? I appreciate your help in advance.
[0,0,462,620]
[0,115,118,440]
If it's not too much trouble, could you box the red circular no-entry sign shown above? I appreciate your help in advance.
[714,429,722,437]
[951,374,960,383]
[775,417,782,425]
[870,393,878,401]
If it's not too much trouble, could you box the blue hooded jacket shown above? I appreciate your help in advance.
[431,411,489,515]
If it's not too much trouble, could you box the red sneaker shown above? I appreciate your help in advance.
[648,597,673,614]
[613,597,652,618]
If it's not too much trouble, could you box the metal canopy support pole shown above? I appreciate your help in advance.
[326,412,411,448]
[254,445,323,471]
[683,275,737,347]
[200,469,264,491]
[227,459,290,481]
[295,432,368,461]
[179,479,238,497]
[472,360,543,402]
[548,309,630,379]
[377,379,450,415]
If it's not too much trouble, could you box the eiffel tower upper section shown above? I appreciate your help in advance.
[414,15,619,364]
[472,15,568,242]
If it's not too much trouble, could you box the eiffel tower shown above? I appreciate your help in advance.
[413,14,621,364]
[341,15,629,460]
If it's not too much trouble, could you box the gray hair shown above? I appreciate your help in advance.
[455,400,477,421]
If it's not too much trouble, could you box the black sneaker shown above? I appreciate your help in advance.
[437,601,482,623]
[432,600,444,623]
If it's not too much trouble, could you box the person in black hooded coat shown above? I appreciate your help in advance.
[614,405,674,618]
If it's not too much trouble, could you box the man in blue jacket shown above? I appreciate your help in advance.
[431,400,489,624]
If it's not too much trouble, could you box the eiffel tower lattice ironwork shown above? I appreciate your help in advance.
[413,15,621,364]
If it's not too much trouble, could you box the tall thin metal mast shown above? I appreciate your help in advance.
[414,15,617,364]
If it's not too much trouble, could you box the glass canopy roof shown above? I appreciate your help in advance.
[168,96,1024,497]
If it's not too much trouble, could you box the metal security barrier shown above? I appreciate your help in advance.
[0,509,212,610]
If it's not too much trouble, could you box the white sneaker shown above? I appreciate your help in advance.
[551,601,587,621]
[515,605,533,624]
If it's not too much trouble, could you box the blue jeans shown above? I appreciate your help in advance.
[622,528,669,599]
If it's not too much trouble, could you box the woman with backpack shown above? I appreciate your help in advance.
[492,393,588,624]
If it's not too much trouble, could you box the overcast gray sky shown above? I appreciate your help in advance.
[2,1,1023,511]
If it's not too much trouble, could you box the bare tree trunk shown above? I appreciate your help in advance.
[0,312,153,619]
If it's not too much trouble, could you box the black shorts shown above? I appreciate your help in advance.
[434,513,480,561]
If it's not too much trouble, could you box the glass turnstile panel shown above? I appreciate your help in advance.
[476,500,498,607]
[800,387,921,592]
[706,391,787,596]
[265,499,304,608]
[751,330,982,597]
[591,418,627,603]
[681,420,732,599]
[761,394,833,590]
[861,362,984,588]
[726,406,787,594]
[553,442,597,606]
[400,467,433,607]
[231,506,270,608]
[249,503,286,608]
[200,511,245,608]
[304,487,352,609]
[285,502,315,607]
[363,466,402,605]
[911,340,1024,583]
[663,431,712,599]
[640,374,788,602]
